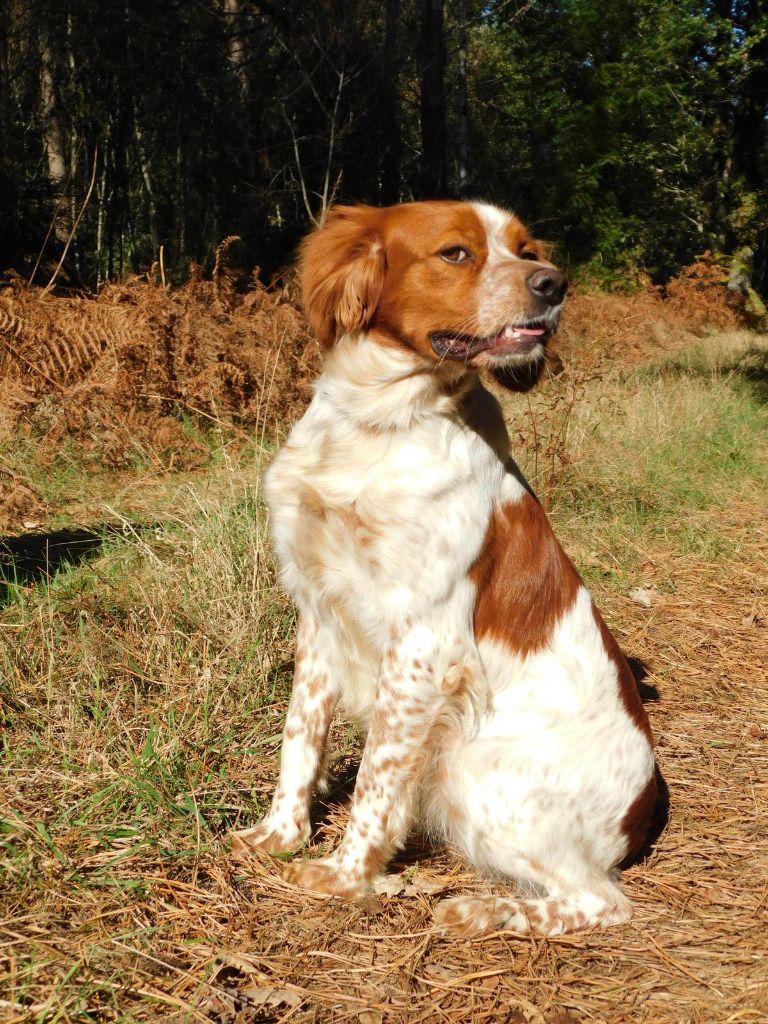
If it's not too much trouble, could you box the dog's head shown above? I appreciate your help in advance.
[299,200,566,391]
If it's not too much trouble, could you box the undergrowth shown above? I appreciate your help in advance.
[501,330,767,590]
[0,324,766,1022]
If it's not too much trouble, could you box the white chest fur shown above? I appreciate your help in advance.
[263,336,512,722]
[268,343,510,607]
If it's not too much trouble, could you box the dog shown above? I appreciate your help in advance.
[233,201,657,936]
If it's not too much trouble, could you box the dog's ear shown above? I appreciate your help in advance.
[491,350,564,392]
[299,206,386,350]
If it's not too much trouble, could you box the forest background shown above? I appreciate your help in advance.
[1,0,767,298]
[2,4,768,1022]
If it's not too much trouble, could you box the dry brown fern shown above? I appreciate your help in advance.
[212,235,242,313]
[0,252,743,476]
[0,259,316,467]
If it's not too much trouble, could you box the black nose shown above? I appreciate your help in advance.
[526,268,567,306]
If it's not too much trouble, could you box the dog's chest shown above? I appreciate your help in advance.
[265,401,501,629]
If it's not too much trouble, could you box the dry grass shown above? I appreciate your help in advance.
[1,275,767,1022]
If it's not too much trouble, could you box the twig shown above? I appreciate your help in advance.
[281,104,318,227]
[41,146,99,297]
[319,67,345,224]
[27,141,82,289]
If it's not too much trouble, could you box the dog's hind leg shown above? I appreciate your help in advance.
[434,824,633,937]
[434,880,632,937]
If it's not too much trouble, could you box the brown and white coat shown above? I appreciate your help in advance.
[234,200,657,936]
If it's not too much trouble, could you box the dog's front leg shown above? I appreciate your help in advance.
[286,623,449,899]
[232,610,339,856]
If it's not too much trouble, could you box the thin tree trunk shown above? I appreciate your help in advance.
[709,0,737,251]
[40,30,70,246]
[134,112,159,254]
[456,0,469,194]
[176,137,187,259]
[0,4,10,159]
[224,0,249,98]
[125,1,159,257]
[417,0,448,197]
[96,162,106,288]
[381,0,401,203]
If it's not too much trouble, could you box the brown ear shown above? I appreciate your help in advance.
[299,205,386,349]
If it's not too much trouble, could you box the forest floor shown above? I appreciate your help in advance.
[1,268,767,1023]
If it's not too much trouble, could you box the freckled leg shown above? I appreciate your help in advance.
[232,612,339,856]
[286,627,448,897]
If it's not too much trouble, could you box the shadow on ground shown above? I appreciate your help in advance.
[0,524,149,604]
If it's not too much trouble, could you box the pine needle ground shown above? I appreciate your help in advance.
[1,321,767,1024]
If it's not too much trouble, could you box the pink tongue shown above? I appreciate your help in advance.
[513,326,546,336]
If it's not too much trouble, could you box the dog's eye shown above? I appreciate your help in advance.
[440,246,473,264]
[520,249,539,261]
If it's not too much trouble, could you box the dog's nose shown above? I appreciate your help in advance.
[526,268,567,306]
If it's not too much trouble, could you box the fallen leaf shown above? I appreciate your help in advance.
[239,985,301,1009]
[372,874,406,896]
[215,952,267,978]
[407,875,444,894]
[371,871,445,896]
[356,895,386,914]
[742,604,766,628]
[628,586,660,608]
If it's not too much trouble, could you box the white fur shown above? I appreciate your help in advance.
[238,204,655,936]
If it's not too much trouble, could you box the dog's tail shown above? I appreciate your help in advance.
[433,887,632,937]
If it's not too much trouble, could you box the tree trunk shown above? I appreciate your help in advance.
[0,3,15,270]
[417,0,448,197]
[732,1,768,293]
[224,0,249,98]
[381,0,401,203]
[134,112,159,255]
[456,0,469,194]
[39,29,70,246]
[0,4,10,156]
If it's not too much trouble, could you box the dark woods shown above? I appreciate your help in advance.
[1,0,766,293]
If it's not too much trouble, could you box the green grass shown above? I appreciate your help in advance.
[0,462,294,913]
[507,330,768,589]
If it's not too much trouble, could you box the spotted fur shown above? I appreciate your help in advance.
[232,200,657,936]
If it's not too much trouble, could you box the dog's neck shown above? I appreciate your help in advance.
[317,332,476,432]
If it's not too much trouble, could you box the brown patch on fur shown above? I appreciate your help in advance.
[620,772,658,864]
[335,502,383,550]
[362,840,388,879]
[592,603,654,744]
[296,483,327,520]
[470,492,581,651]
[306,675,324,697]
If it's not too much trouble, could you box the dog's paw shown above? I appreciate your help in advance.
[231,817,310,858]
[433,895,493,936]
[284,855,367,899]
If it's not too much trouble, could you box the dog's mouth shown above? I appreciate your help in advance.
[429,320,553,363]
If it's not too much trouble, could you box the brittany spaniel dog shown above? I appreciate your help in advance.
[234,201,657,936]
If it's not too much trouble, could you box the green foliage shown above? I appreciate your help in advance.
[0,0,766,293]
